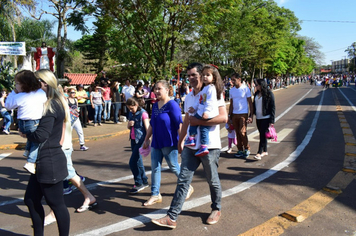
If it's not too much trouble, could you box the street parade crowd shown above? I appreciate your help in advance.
[1,63,355,234]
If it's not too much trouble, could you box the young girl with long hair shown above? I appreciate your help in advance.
[252,79,275,160]
[184,64,224,157]
[126,97,150,194]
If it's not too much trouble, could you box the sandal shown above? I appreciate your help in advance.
[254,154,262,160]
[76,202,98,213]
[44,218,56,226]
[143,194,162,206]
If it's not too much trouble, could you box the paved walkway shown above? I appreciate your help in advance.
[0,120,130,150]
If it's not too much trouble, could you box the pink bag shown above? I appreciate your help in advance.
[139,146,151,157]
[265,124,277,142]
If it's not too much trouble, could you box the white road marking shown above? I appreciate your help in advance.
[338,88,356,112]
[76,89,322,235]
[0,153,11,161]
[248,128,293,143]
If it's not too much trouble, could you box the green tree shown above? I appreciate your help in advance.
[93,0,203,78]
[0,0,35,68]
[26,0,93,78]
[345,42,356,73]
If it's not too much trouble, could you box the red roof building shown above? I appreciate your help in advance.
[64,73,97,85]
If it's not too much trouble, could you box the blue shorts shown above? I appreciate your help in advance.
[63,148,76,180]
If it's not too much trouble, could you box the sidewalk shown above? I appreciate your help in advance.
[0,121,130,150]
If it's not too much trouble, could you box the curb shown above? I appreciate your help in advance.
[0,129,130,151]
[72,129,130,143]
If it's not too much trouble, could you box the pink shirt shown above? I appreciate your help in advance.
[131,111,149,140]
[102,87,111,101]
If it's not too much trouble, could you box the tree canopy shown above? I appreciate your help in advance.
[1,0,322,81]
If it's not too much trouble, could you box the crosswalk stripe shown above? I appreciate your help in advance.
[0,153,11,161]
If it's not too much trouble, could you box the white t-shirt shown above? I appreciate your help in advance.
[90,91,102,105]
[229,85,251,114]
[5,89,47,120]
[122,85,135,101]
[225,123,236,139]
[184,88,225,150]
[196,84,219,119]
[254,95,270,120]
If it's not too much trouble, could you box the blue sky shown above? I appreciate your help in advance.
[276,0,356,64]
[59,0,356,65]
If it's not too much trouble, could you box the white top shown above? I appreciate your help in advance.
[5,89,47,120]
[0,97,6,112]
[229,85,251,114]
[184,88,225,150]
[90,91,103,105]
[122,85,135,101]
[196,84,219,119]
[225,123,236,139]
[255,95,270,120]
[62,114,73,150]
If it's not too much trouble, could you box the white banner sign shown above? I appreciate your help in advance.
[0,42,26,56]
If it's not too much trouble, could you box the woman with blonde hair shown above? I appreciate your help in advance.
[23,69,70,236]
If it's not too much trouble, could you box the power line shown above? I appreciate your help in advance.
[301,20,356,23]
[324,47,348,54]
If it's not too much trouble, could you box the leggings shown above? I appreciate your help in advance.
[24,174,70,236]
[256,118,270,154]
[228,137,237,149]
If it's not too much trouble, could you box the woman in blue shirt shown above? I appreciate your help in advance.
[142,80,182,206]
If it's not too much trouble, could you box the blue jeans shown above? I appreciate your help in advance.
[94,104,103,124]
[151,146,180,196]
[188,114,211,145]
[18,119,40,163]
[167,148,222,220]
[103,100,111,120]
[112,102,121,123]
[1,110,12,132]
[130,139,148,186]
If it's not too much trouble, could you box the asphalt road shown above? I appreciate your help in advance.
[1,83,356,236]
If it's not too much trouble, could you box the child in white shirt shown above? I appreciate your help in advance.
[5,70,47,174]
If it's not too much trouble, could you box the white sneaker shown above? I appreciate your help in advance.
[254,154,262,160]
[226,148,232,153]
[261,152,268,157]
[24,162,36,174]
[185,185,194,200]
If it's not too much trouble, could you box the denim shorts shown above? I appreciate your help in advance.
[63,148,76,180]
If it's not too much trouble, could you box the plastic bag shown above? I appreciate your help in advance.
[265,124,277,142]
[139,145,151,157]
